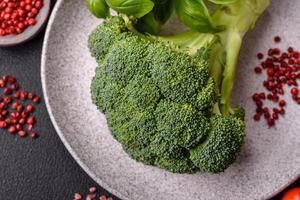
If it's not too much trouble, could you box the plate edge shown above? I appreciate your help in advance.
[40,1,300,200]
[40,1,129,200]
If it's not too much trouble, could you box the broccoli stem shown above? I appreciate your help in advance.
[158,31,217,55]
[219,30,243,115]
[211,0,270,115]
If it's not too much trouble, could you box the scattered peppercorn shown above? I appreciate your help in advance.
[257,52,264,60]
[0,0,43,36]
[274,36,281,43]
[252,36,300,126]
[73,187,113,200]
[0,75,41,138]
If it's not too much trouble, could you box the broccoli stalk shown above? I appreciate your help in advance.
[213,0,270,115]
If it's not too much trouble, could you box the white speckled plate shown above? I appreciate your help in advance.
[41,0,300,199]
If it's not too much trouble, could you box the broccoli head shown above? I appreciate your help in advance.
[87,0,269,173]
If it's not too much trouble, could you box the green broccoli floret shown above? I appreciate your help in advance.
[150,43,211,105]
[155,100,209,149]
[190,115,245,173]
[88,16,129,62]
[155,155,196,173]
[124,74,160,109]
[103,36,152,87]
[106,101,157,164]
[90,66,124,112]
[87,0,269,174]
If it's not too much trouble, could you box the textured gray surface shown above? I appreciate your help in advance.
[42,0,300,200]
[0,1,119,200]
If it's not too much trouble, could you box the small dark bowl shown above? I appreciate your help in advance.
[0,0,51,47]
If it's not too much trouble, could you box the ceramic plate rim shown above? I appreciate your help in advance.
[41,1,299,199]
[41,0,126,199]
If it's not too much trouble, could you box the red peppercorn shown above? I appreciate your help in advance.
[25,4,31,11]
[0,80,5,87]
[18,130,27,137]
[8,126,16,134]
[33,96,40,103]
[4,96,11,103]
[291,87,299,96]
[26,116,35,125]
[16,124,22,131]
[27,124,33,131]
[0,121,7,128]
[7,76,15,84]
[89,187,97,193]
[1,110,8,116]
[252,93,260,101]
[254,67,262,74]
[12,102,19,109]
[292,52,300,59]
[13,91,20,99]
[27,92,34,100]
[264,112,270,119]
[267,94,273,100]
[17,104,23,112]
[19,118,25,124]
[20,91,27,100]
[279,100,286,107]
[30,132,38,139]
[288,47,294,53]
[27,18,36,26]
[253,114,260,121]
[259,93,266,99]
[74,193,82,200]
[256,101,263,107]
[272,113,279,120]
[4,88,12,95]
[21,111,27,118]
[0,102,6,109]
[257,53,264,60]
[263,107,269,114]
[274,36,281,43]
[35,1,42,9]
[10,83,19,90]
[20,1,26,8]
[267,68,274,76]
[273,108,280,113]
[25,104,34,112]
[256,107,263,114]
[87,193,96,199]
[267,118,275,126]
[278,89,284,95]
[99,195,107,200]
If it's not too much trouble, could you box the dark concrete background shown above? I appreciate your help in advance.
[0,1,294,199]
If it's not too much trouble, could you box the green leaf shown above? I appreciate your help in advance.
[152,0,174,24]
[208,0,238,4]
[86,0,110,18]
[175,0,222,33]
[136,11,161,34]
[105,0,154,18]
